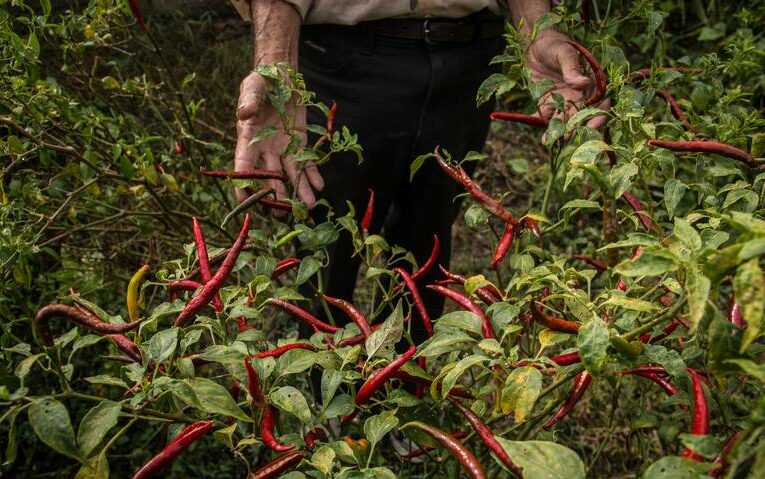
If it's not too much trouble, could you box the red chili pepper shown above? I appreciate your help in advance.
[35,304,142,347]
[728,296,744,329]
[322,294,373,338]
[412,234,441,281]
[489,112,548,128]
[551,351,581,366]
[260,406,295,453]
[491,223,514,270]
[656,91,697,133]
[566,41,606,106]
[356,345,417,406]
[629,66,700,82]
[620,365,669,376]
[174,214,251,326]
[401,422,486,479]
[616,278,628,291]
[426,285,495,339]
[251,450,304,479]
[271,258,300,280]
[336,324,383,347]
[127,0,148,33]
[199,167,286,181]
[648,139,755,167]
[621,192,662,234]
[572,254,608,272]
[641,318,685,344]
[543,371,591,429]
[326,101,337,136]
[435,148,517,225]
[230,380,241,400]
[389,370,473,399]
[304,428,327,448]
[632,371,679,396]
[710,431,742,478]
[521,217,542,242]
[529,301,581,334]
[167,279,203,300]
[73,303,143,363]
[243,356,266,407]
[394,268,434,337]
[361,188,374,234]
[267,298,339,334]
[193,218,223,313]
[449,399,523,476]
[255,343,316,359]
[258,197,293,212]
[439,265,502,304]
[131,421,214,479]
[680,368,710,461]
[400,431,468,459]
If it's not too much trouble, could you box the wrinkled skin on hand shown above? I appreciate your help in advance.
[234,71,324,208]
[526,29,610,128]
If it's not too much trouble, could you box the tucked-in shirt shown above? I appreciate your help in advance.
[232,0,508,25]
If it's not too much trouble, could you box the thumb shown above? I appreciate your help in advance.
[236,73,268,121]
[558,47,592,90]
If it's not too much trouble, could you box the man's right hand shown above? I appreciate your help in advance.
[234,71,323,207]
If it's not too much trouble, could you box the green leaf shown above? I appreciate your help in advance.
[501,367,542,421]
[494,438,585,479]
[674,218,701,252]
[614,249,678,277]
[28,398,81,460]
[184,378,251,421]
[417,330,475,357]
[311,444,336,475]
[365,302,404,360]
[75,452,109,479]
[321,370,344,408]
[436,311,483,336]
[441,355,488,399]
[296,256,321,285]
[642,455,710,478]
[147,327,178,364]
[476,73,515,106]
[735,258,765,352]
[77,401,121,458]
[604,294,660,312]
[270,386,312,425]
[685,268,710,332]
[410,153,435,181]
[664,179,688,219]
[363,411,399,448]
[577,317,609,376]
[277,349,318,376]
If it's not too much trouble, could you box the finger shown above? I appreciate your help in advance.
[263,152,288,201]
[585,99,611,129]
[236,73,267,121]
[234,121,257,202]
[282,156,317,208]
[304,163,325,192]
[557,48,593,90]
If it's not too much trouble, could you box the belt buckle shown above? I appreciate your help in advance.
[423,18,437,45]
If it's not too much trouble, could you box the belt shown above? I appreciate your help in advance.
[354,13,506,44]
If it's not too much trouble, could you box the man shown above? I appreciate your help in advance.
[231,0,597,341]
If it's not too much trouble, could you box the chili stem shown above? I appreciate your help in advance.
[623,296,686,341]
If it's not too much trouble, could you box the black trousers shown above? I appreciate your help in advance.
[298,23,504,343]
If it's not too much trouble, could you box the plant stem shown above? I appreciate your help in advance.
[541,166,556,216]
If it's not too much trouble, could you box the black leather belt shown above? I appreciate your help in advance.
[354,12,506,44]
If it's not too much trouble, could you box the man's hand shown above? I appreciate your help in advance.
[526,29,609,128]
[234,72,323,206]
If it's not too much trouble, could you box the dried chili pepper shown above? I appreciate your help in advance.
[656,91,697,133]
[491,223,514,270]
[255,343,316,359]
[680,368,710,461]
[243,356,266,408]
[271,258,300,280]
[529,301,581,334]
[361,188,374,234]
[648,139,755,167]
[571,254,608,272]
[261,406,295,452]
[566,41,606,106]
[175,214,251,326]
[449,399,523,476]
[199,167,286,181]
[401,421,486,479]
[266,298,339,334]
[193,218,223,312]
[35,304,142,347]
[131,420,214,479]
[356,346,417,406]
[222,187,274,227]
[322,294,372,338]
[426,285,496,339]
[127,264,150,323]
[394,268,434,337]
[543,371,591,429]
[73,303,143,363]
[251,450,304,479]
[128,0,148,32]
[489,112,548,128]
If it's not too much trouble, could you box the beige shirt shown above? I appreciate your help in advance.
[232,0,508,25]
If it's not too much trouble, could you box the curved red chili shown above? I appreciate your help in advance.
[167,279,203,300]
[491,223,514,270]
[648,139,755,167]
[260,406,295,453]
[426,285,495,339]
[254,342,316,359]
[394,268,433,337]
[356,345,417,406]
[439,265,502,304]
[411,234,441,281]
[193,217,223,313]
[566,41,606,106]
[401,421,486,479]
[73,303,142,363]
[128,0,148,32]
[620,192,662,234]
[630,371,679,396]
[271,258,300,280]
[361,188,374,234]
[258,198,292,212]
[252,450,304,479]
[326,101,337,136]
[656,91,697,133]
[199,167,286,181]
[529,301,581,334]
[572,254,608,272]
[449,399,523,476]
[489,112,548,128]
[641,318,684,344]
[521,217,542,242]
[551,351,581,366]
[243,357,266,407]
[35,304,142,347]
[322,294,372,338]
[267,298,339,334]
[131,420,214,479]
[336,323,383,347]
[681,368,710,461]
[710,431,742,478]
[400,431,468,459]
[175,215,250,326]
[543,371,591,429]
